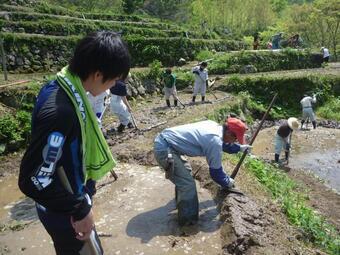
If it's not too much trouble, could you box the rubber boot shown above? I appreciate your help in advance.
[192,96,196,103]
[117,123,126,133]
[201,96,205,102]
[274,154,280,163]
[166,99,171,108]
[312,121,317,129]
[301,120,305,129]
[174,100,178,107]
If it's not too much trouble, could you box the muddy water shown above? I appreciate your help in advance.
[252,127,340,193]
[97,164,222,255]
[0,175,35,221]
[0,164,222,254]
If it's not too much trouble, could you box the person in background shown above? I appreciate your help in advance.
[253,32,260,50]
[161,68,178,108]
[87,89,110,129]
[274,117,299,164]
[192,61,209,103]
[110,75,133,133]
[300,94,317,129]
[272,32,283,49]
[321,47,330,63]
[153,117,252,228]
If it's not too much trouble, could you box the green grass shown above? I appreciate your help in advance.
[209,104,340,254]
[317,97,340,121]
[242,157,340,254]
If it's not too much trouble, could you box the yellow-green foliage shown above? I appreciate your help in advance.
[317,97,340,121]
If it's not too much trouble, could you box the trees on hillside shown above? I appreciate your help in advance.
[122,0,144,14]
[285,0,339,58]
[189,0,275,36]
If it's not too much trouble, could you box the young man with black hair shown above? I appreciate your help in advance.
[161,68,178,107]
[192,61,209,103]
[19,31,130,255]
[153,117,252,227]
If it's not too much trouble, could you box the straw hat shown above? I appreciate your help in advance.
[288,117,299,130]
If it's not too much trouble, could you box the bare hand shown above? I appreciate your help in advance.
[71,209,95,241]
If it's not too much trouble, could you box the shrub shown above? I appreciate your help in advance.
[219,73,339,116]
[317,97,340,121]
[195,50,216,62]
[147,60,163,80]
[207,49,323,75]
[2,32,245,71]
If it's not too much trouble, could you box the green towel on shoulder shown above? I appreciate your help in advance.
[57,66,116,181]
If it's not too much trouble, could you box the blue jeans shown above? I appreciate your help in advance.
[274,133,288,156]
[154,135,199,226]
[302,108,316,122]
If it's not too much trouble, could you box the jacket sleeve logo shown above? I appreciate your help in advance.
[31,132,64,190]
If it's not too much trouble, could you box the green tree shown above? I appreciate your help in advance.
[122,0,144,14]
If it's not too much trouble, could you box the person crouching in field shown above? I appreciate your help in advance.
[274,117,299,164]
[153,117,252,228]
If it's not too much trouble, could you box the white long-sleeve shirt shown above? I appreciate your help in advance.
[300,96,316,108]
[322,48,330,58]
[192,66,208,86]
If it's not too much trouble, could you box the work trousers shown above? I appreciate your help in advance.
[153,134,199,226]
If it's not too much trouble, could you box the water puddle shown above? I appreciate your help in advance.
[252,127,340,193]
[0,175,36,222]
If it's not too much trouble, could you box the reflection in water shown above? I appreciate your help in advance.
[10,197,38,222]
[126,199,220,243]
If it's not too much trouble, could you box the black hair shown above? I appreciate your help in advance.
[69,31,131,82]
[165,68,172,74]
[200,61,208,67]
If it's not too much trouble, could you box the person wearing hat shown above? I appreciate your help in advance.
[274,117,299,163]
[161,68,178,108]
[192,61,209,103]
[300,94,317,129]
[153,117,252,227]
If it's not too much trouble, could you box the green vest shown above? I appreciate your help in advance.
[162,73,176,88]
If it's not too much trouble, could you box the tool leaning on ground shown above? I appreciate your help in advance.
[208,78,218,100]
[57,167,102,255]
[176,96,186,108]
[130,111,140,131]
[285,133,292,165]
[230,93,278,179]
